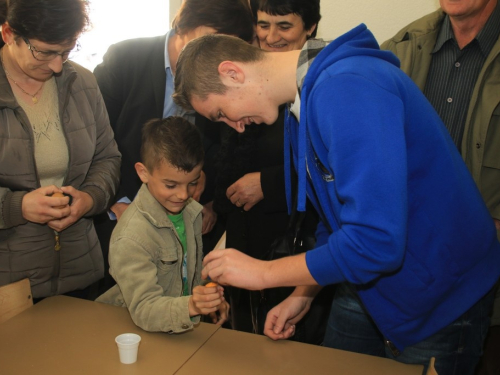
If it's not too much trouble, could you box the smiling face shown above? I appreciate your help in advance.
[256,11,316,52]
[136,161,203,215]
[191,89,280,133]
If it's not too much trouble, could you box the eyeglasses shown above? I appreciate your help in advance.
[21,37,80,63]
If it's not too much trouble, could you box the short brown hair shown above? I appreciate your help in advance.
[140,117,204,173]
[173,34,265,111]
[172,0,254,43]
[0,0,89,46]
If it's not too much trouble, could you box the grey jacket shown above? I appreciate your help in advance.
[381,10,500,235]
[0,60,121,298]
[97,184,204,333]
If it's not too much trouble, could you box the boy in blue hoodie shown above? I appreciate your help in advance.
[172,28,500,374]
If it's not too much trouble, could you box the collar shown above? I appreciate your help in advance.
[164,29,176,73]
[135,184,203,228]
[434,2,500,56]
[295,38,328,95]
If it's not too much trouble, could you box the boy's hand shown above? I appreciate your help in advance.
[188,284,225,317]
[209,300,230,325]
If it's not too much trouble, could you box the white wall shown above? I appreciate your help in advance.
[74,0,170,71]
[316,0,441,43]
[169,0,441,45]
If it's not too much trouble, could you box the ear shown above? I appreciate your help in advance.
[135,162,150,184]
[306,23,318,38]
[1,22,15,46]
[218,61,245,86]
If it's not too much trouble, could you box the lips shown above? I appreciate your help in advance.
[266,43,288,49]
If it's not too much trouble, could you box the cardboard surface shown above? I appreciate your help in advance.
[0,295,425,374]
[176,327,424,375]
[0,296,219,375]
[0,278,33,324]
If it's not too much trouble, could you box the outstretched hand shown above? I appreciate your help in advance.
[202,248,270,290]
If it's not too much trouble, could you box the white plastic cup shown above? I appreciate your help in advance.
[115,333,141,364]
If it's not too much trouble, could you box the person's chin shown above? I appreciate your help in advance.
[165,202,186,214]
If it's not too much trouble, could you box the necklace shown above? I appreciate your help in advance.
[1,50,44,104]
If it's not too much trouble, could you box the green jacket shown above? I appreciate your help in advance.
[381,10,500,237]
[96,184,204,333]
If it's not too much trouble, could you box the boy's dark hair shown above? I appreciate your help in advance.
[140,117,204,173]
[172,0,254,43]
[256,0,321,38]
[0,0,89,47]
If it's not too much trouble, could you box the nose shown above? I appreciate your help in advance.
[266,25,281,45]
[223,118,245,133]
[176,186,189,201]
[47,56,64,74]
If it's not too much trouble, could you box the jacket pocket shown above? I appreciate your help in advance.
[158,246,179,269]
[157,245,181,295]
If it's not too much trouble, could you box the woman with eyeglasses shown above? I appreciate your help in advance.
[0,0,121,301]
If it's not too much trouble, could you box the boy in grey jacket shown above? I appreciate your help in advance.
[97,117,229,333]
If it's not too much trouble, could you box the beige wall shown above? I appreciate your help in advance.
[170,1,441,44]
[317,0,440,43]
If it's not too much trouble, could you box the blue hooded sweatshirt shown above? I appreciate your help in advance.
[285,24,500,350]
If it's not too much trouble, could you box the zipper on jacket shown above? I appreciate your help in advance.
[51,230,61,295]
[54,231,61,251]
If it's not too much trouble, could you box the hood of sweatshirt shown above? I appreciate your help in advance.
[285,24,401,214]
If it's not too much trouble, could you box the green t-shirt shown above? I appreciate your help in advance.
[168,212,189,296]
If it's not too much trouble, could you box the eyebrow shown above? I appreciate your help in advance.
[257,20,294,27]
[161,174,201,184]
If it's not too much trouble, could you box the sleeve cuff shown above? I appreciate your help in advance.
[3,191,29,227]
[81,185,107,217]
[305,243,344,286]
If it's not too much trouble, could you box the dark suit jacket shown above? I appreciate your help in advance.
[94,34,221,204]
[94,35,167,201]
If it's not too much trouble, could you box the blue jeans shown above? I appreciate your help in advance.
[323,282,494,375]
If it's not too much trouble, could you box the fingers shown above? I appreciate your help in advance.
[209,311,218,324]
[60,185,77,196]
[215,301,230,325]
[264,314,295,340]
[201,213,216,234]
[191,285,225,315]
[201,255,224,282]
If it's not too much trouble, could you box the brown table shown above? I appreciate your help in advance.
[0,296,424,374]
[0,296,219,374]
[176,324,424,375]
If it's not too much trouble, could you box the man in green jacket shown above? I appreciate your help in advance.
[382,1,500,374]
